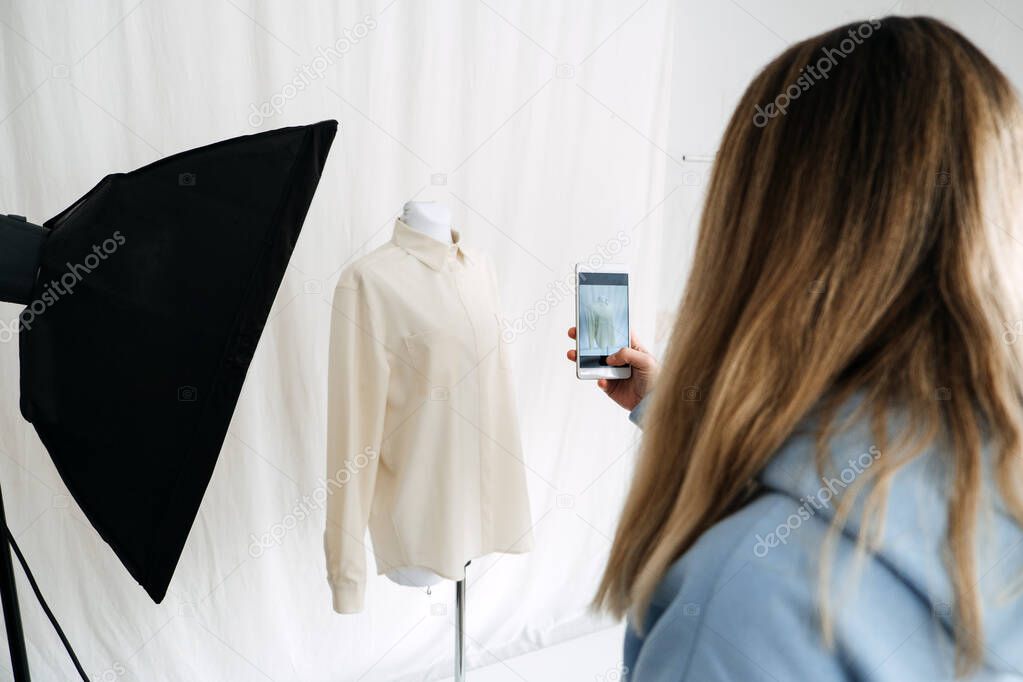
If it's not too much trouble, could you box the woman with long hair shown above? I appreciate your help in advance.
[569,15,1023,680]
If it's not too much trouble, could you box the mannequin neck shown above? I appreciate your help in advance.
[401,201,452,244]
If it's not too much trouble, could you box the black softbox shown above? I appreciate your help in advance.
[10,120,337,605]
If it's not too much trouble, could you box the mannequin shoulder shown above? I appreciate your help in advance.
[461,245,489,271]
[335,243,404,290]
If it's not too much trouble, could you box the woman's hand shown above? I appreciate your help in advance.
[566,327,658,411]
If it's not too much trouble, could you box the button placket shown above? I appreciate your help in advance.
[450,264,489,548]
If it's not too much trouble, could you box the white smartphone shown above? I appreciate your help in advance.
[575,263,632,380]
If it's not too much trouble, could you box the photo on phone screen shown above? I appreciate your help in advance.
[577,271,629,369]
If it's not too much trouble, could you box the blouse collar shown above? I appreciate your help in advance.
[392,218,473,271]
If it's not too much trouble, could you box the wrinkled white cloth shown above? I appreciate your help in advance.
[0,2,676,678]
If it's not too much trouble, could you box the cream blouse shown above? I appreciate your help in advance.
[324,219,534,613]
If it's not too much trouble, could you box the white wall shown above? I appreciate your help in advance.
[655,0,1023,358]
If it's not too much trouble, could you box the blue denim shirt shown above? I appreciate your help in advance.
[622,395,1023,681]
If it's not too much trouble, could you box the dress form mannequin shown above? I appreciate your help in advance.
[589,294,616,354]
[401,201,453,245]
[386,201,510,681]
[386,201,451,589]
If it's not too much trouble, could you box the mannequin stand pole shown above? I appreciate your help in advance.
[454,572,466,682]
[454,560,471,681]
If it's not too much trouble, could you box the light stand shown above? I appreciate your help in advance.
[0,213,48,681]
[0,482,30,681]
[0,213,89,681]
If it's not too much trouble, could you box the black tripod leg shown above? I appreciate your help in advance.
[0,484,31,681]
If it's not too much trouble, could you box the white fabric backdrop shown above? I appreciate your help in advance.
[4,1,1022,680]
[0,2,674,680]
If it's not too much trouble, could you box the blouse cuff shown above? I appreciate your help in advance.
[330,580,365,614]
[628,393,650,427]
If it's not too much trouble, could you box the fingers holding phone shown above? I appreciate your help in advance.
[566,326,658,411]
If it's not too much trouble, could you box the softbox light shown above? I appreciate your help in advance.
[5,120,337,609]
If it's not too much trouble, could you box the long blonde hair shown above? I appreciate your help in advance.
[595,16,1023,675]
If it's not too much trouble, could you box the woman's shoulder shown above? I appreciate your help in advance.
[628,491,851,681]
[628,485,965,680]
[626,416,1022,681]
[647,489,836,621]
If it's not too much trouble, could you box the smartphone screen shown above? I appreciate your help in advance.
[577,271,629,370]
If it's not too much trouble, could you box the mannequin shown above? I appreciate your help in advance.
[386,200,452,589]
[588,294,616,352]
[400,200,453,245]
[330,199,531,681]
